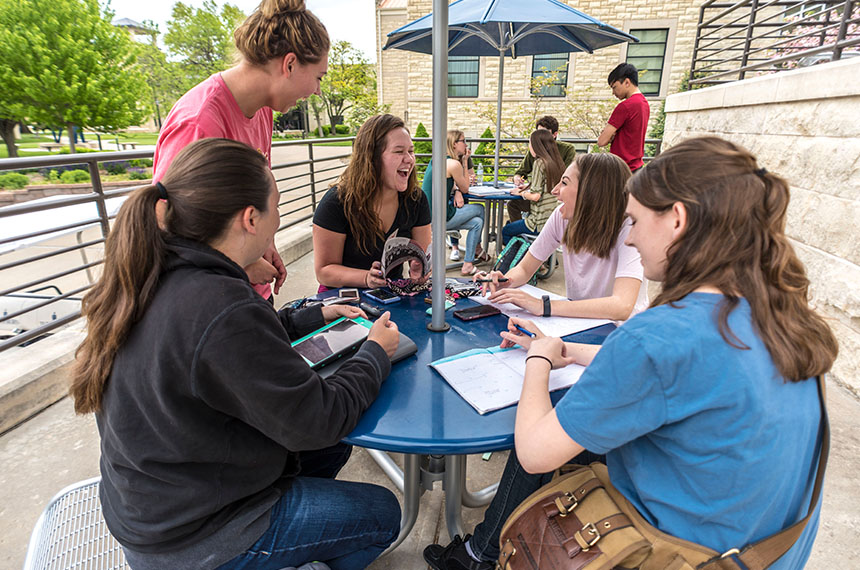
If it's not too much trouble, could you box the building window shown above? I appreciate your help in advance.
[448,56,479,97]
[531,53,568,97]
[627,29,668,96]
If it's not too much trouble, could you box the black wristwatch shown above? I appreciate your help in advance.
[542,295,551,317]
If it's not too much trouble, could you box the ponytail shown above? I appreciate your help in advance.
[71,184,165,413]
[234,0,329,66]
[71,138,274,413]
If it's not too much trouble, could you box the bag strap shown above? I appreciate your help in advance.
[701,375,829,570]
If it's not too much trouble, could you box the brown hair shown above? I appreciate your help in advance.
[628,136,837,381]
[563,152,631,258]
[336,114,419,255]
[234,0,329,66]
[70,138,274,414]
[535,115,559,134]
[447,129,465,161]
[529,129,564,195]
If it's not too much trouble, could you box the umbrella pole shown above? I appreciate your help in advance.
[429,0,450,333]
[494,51,504,188]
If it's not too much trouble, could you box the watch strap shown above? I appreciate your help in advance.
[542,295,551,317]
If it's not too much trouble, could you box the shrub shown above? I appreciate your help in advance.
[313,125,331,137]
[48,170,60,183]
[335,124,349,135]
[60,169,91,184]
[104,161,128,175]
[128,158,153,168]
[58,146,94,154]
[474,127,495,181]
[128,169,150,180]
[0,172,30,189]
[414,122,432,164]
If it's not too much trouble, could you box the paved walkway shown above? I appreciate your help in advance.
[2,250,858,569]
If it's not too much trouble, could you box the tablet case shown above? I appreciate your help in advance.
[317,331,418,379]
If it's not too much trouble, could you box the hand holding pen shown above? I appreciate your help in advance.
[473,270,510,296]
[499,317,544,349]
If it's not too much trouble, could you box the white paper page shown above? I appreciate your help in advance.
[431,351,524,414]
[492,348,586,392]
[471,284,611,337]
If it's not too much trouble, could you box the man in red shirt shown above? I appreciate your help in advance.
[597,63,650,172]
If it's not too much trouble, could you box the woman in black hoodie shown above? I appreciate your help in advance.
[71,138,401,570]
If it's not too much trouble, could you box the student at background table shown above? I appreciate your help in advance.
[313,114,431,289]
[501,129,565,245]
[422,129,491,276]
[153,0,331,300]
[477,152,647,321]
[510,115,576,223]
[72,138,402,570]
[426,136,836,570]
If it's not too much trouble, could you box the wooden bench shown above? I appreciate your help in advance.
[118,142,137,150]
[38,142,63,152]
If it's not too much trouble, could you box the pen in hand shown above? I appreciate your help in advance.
[475,277,509,283]
[514,324,536,338]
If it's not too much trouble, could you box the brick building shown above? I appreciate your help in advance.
[375,0,705,138]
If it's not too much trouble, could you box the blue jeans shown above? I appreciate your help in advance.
[216,443,400,570]
[447,203,484,263]
[468,448,605,562]
[501,219,538,246]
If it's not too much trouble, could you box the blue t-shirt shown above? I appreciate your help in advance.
[556,293,822,569]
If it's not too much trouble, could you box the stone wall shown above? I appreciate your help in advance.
[663,57,860,395]
[377,0,705,137]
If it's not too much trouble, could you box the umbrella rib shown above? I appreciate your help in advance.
[511,25,593,53]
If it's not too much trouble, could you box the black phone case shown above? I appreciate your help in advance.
[453,306,501,321]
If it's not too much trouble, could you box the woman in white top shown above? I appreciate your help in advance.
[476,152,647,321]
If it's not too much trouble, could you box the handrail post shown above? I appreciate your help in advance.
[833,0,855,61]
[89,159,110,237]
[739,0,759,81]
[308,141,318,211]
[690,1,708,80]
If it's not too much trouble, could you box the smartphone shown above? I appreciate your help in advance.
[339,288,359,300]
[364,288,400,304]
[426,299,455,315]
[453,304,501,321]
[291,317,372,369]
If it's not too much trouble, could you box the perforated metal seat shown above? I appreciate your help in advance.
[23,477,129,570]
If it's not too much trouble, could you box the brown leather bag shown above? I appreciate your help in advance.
[498,376,829,570]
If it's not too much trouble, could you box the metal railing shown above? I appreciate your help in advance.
[0,134,658,353]
[690,0,859,85]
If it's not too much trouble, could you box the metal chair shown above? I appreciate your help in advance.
[23,476,130,570]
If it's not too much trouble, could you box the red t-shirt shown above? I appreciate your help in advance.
[153,73,274,298]
[608,92,650,171]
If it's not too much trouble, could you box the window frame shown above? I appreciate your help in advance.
[448,55,480,98]
[530,53,570,98]
[621,19,678,99]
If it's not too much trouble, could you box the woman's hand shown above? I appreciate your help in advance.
[488,288,542,315]
[321,303,367,324]
[367,312,400,358]
[453,189,465,208]
[365,261,387,289]
[499,317,544,349]
[244,258,279,286]
[526,336,576,370]
[474,269,510,295]
[262,245,287,294]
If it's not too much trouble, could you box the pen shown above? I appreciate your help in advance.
[514,324,536,338]
[475,277,509,283]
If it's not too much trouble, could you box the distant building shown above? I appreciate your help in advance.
[112,17,154,44]
[375,0,705,138]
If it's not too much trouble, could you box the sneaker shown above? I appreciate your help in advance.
[450,248,461,261]
[423,534,493,570]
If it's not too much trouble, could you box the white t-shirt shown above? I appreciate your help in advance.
[528,206,648,316]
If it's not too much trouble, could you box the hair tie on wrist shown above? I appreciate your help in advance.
[753,168,767,178]
[525,354,553,368]
[155,181,169,200]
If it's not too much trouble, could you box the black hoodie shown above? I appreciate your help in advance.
[96,237,390,569]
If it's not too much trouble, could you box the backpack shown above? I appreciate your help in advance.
[493,236,537,285]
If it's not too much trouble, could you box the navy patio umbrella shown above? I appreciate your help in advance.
[384,0,639,186]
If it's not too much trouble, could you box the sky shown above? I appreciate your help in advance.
[105,0,378,62]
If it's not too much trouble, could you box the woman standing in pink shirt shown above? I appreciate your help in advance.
[153,0,330,299]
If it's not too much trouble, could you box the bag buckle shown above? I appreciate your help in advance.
[720,548,740,559]
[554,493,578,516]
[576,521,601,551]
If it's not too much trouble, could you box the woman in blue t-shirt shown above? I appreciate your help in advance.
[423,137,838,570]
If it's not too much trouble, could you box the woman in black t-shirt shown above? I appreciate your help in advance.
[313,114,431,288]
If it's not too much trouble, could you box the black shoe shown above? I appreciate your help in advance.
[423,534,493,570]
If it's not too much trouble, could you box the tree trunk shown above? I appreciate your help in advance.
[67,122,77,153]
[0,119,18,158]
[18,121,31,135]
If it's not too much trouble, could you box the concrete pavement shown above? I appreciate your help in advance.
[2,245,859,569]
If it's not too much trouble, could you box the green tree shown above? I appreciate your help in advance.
[134,22,186,129]
[0,0,150,153]
[164,0,246,91]
[320,41,378,132]
[473,126,495,173]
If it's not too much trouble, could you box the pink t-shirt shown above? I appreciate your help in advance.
[528,207,648,317]
[153,73,274,298]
